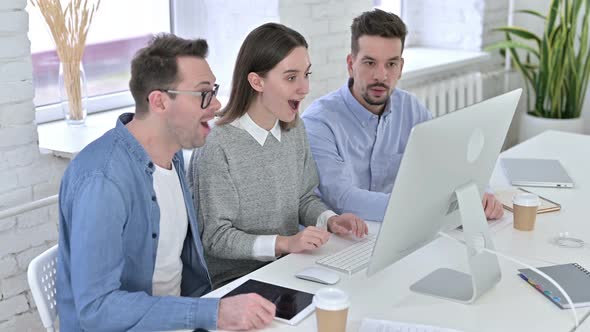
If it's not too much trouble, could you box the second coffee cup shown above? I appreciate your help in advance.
[512,193,540,231]
[313,287,349,332]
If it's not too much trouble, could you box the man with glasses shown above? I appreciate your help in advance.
[57,34,276,331]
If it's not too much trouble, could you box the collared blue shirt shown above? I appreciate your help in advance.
[57,113,219,331]
[302,83,432,221]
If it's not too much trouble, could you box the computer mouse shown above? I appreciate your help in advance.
[295,266,340,285]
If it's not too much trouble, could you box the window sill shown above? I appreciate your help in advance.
[37,48,490,160]
[401,47,490,82]
[37,106,132,159]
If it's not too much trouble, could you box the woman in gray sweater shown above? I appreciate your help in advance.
[189,23,368,288]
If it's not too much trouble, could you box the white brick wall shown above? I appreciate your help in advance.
[175,0,281,98]
[280,0,373,111]
[0,0,64,330]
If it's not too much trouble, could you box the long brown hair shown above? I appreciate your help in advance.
[216,23,308,130]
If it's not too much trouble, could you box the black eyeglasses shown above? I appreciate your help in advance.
[152,84,220,109]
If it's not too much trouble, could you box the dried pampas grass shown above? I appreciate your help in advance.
[31,0,100,121]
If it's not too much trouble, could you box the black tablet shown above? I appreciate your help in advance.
[221,279,315,325]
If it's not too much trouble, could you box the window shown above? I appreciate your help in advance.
[27,1,170,123]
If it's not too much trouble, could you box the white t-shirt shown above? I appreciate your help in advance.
[152,163,188,296]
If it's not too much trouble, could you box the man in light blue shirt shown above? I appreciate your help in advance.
[302,9,503,222]
[57,34,275,331]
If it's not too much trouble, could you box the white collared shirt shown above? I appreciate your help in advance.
[230,112,282,146]
[231,113,337,260]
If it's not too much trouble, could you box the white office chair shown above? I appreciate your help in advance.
[27,245,58,332]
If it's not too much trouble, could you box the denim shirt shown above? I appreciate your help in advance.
[302,83,432,221]
[57,113,219,331]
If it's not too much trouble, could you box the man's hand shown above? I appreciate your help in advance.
[217,293,276,331]
[276,226,330,255]
[327,213,368,238]
[482,192,504,220]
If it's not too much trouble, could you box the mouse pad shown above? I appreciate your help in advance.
[222,279,314,320]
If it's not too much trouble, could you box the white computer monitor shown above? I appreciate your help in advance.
[366,88,522,303]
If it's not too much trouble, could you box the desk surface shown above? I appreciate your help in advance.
[197,131,590,332]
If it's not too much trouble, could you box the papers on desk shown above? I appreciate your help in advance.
[360,318,464,332]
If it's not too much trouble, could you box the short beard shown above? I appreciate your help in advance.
[362,93,388,106]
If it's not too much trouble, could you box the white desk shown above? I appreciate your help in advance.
[197,130,590,332]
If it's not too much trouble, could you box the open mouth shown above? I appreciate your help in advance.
[288,100,300,111]
[200,119,211,134]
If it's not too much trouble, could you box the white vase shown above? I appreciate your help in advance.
[518,113,584,143]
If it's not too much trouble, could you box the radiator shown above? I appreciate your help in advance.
[403,72,484,117]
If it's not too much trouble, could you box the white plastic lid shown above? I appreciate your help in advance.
[512,193,540,207]
[313,287,350,311]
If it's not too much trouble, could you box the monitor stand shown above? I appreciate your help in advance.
[409,182,502,303]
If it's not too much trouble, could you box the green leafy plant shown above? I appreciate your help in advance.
[486,0,590,119]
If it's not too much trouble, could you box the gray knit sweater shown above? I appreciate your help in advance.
[188,120,328,288]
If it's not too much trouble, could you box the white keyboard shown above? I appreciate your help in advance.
[316,234,377,274]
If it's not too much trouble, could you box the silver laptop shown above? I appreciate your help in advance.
[501,158,574,188]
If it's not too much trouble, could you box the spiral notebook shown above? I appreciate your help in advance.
[518,263,590,309]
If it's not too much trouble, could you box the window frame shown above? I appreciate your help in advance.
[33,0,177,124]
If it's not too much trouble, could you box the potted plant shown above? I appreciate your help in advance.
[487,0,590,141]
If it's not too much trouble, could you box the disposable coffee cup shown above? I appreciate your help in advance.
[512,193,540,231]
[313,287,349,332]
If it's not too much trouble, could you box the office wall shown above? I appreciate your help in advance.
[0,0,66,330]
[173,0,280,99]
[279,0,373,111]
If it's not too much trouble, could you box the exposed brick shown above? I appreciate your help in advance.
[283,0,324,4]
[1,272,29,298]
[0,294,29,321]
[311,3,347,19]
[12,311,45,332]
[15,244,48,271]
[0,34,30,59]
[0,217,16,232]
[0,124,37,148]
[0,222,57,255]
[289,19,330,38]
[0,255,18,279]
[47,204,59,222]
[1,144,40,170]
[0,11,28,35]
[0,101,35,126]
[0,187,32,212]
[328,47,349,63]
[0,169,18,195]
[309,32,348,50]
[32,182,59,202]
[279,5,311,20]
[310,62,346,81]
[0,81,34,105]
[25,291,36,310]
[0,0,26,11]
[16,207,50,229]
[17,161,53,188]
[0,318,16,332]
[328,16,354,33]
